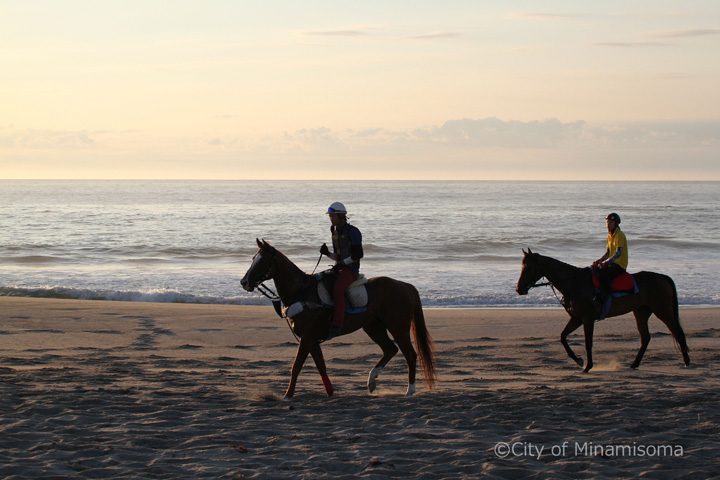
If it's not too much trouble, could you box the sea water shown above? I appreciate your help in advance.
[1,180,718,307]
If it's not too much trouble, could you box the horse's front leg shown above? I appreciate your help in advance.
[285,337,314,399]
[560,316,584,368]
[581,319,595,373]
[310,343,334,397]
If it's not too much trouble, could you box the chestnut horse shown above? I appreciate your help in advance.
[516,249,690,373]
[241,239,436,398]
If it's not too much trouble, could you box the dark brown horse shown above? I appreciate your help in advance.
[515,249,690,373]
[241,239,437,398]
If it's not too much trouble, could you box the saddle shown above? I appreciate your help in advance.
[591,267,639,321]
[591,269,637,293]
[316,270,369,310]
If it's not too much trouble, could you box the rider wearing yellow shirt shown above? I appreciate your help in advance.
[593,212,628,305]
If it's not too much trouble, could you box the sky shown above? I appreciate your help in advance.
[2,0,719,180]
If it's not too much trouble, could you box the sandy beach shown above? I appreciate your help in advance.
[1,297,718,479]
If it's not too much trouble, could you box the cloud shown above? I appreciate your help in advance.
[0,129,99,149]
[302,30,372,38]
[349,128,384,138]
[401,31,461,40]
[589,28,720,49]
[266,118,720,167]
[589,121,720,146]
[508,12,575,20]
[300,26,460,42]
[590,42,667,48]
[4,119,719,180]
[6,119,719,157]
[233,118,719,179]
[651,29,720,38]
[410,118,586,148]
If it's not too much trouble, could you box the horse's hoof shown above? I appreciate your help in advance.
[582,365,592,373]
[575,358,584,368]
[282,394,293,401]
[630,363,639,370]
[404,384,416,396]
[367,368,380,394]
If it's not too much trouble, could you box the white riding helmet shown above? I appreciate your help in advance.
[327,202,347,214]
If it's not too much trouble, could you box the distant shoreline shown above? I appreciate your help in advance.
[1,294,715,310]
[3,179,720,182]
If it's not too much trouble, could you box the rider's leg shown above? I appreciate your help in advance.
[332,268,358,329]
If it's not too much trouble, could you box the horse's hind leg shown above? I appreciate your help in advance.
[392,330,418,396]
[363,319,399,394]
[631,307,652,369]
[654,306,691,367]
[561,316,584,368]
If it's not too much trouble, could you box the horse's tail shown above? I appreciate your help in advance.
[666,275,690,360]
[407,283,437,390]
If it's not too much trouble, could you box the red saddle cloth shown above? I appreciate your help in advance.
[592,270,635,292]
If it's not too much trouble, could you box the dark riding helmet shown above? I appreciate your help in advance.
[606,212,621,224]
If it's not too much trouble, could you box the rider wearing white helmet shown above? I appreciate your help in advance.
[319,202,364,339]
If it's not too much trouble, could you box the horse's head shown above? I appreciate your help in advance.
[241,238,278,292]
[516,248,542,295]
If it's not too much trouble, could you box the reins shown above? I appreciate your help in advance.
[248,248,310,344]
[255,282,301,343]
[528,278,567,311]
[256,283,283,313]
[311,252,324,275]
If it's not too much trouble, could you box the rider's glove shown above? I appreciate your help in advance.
[320,243,330,256]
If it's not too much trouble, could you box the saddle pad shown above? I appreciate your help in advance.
[317,282,368,308]
[610,272,636,292]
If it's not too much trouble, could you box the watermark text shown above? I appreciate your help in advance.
[493,441,684,459]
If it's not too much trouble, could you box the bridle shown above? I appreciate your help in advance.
[526,276,566,310]
[244,247,306,343]
[520,260,567,310]
[526,279,552,290]
[246,249,281,304]
[246,248,330,343]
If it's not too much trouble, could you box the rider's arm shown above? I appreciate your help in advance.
[342,228,363,264]
[596,249,609,264]
[346,244,363,264]
[321,243,338,260]
[607,246,623,264]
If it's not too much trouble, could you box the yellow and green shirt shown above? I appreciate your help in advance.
[607,227,628,270]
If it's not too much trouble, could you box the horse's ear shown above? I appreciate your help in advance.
[256,238,263,249]
[528,247,533,255]
[522,248,527,256]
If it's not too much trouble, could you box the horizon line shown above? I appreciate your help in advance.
[2,178,719,182]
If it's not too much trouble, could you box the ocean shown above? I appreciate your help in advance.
[1,180,718,308]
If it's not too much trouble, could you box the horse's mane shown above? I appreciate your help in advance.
[536,253,585,274]
[532,253,592,294]
[265,244,313,280]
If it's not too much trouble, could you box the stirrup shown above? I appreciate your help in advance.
[325,324,342,341]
